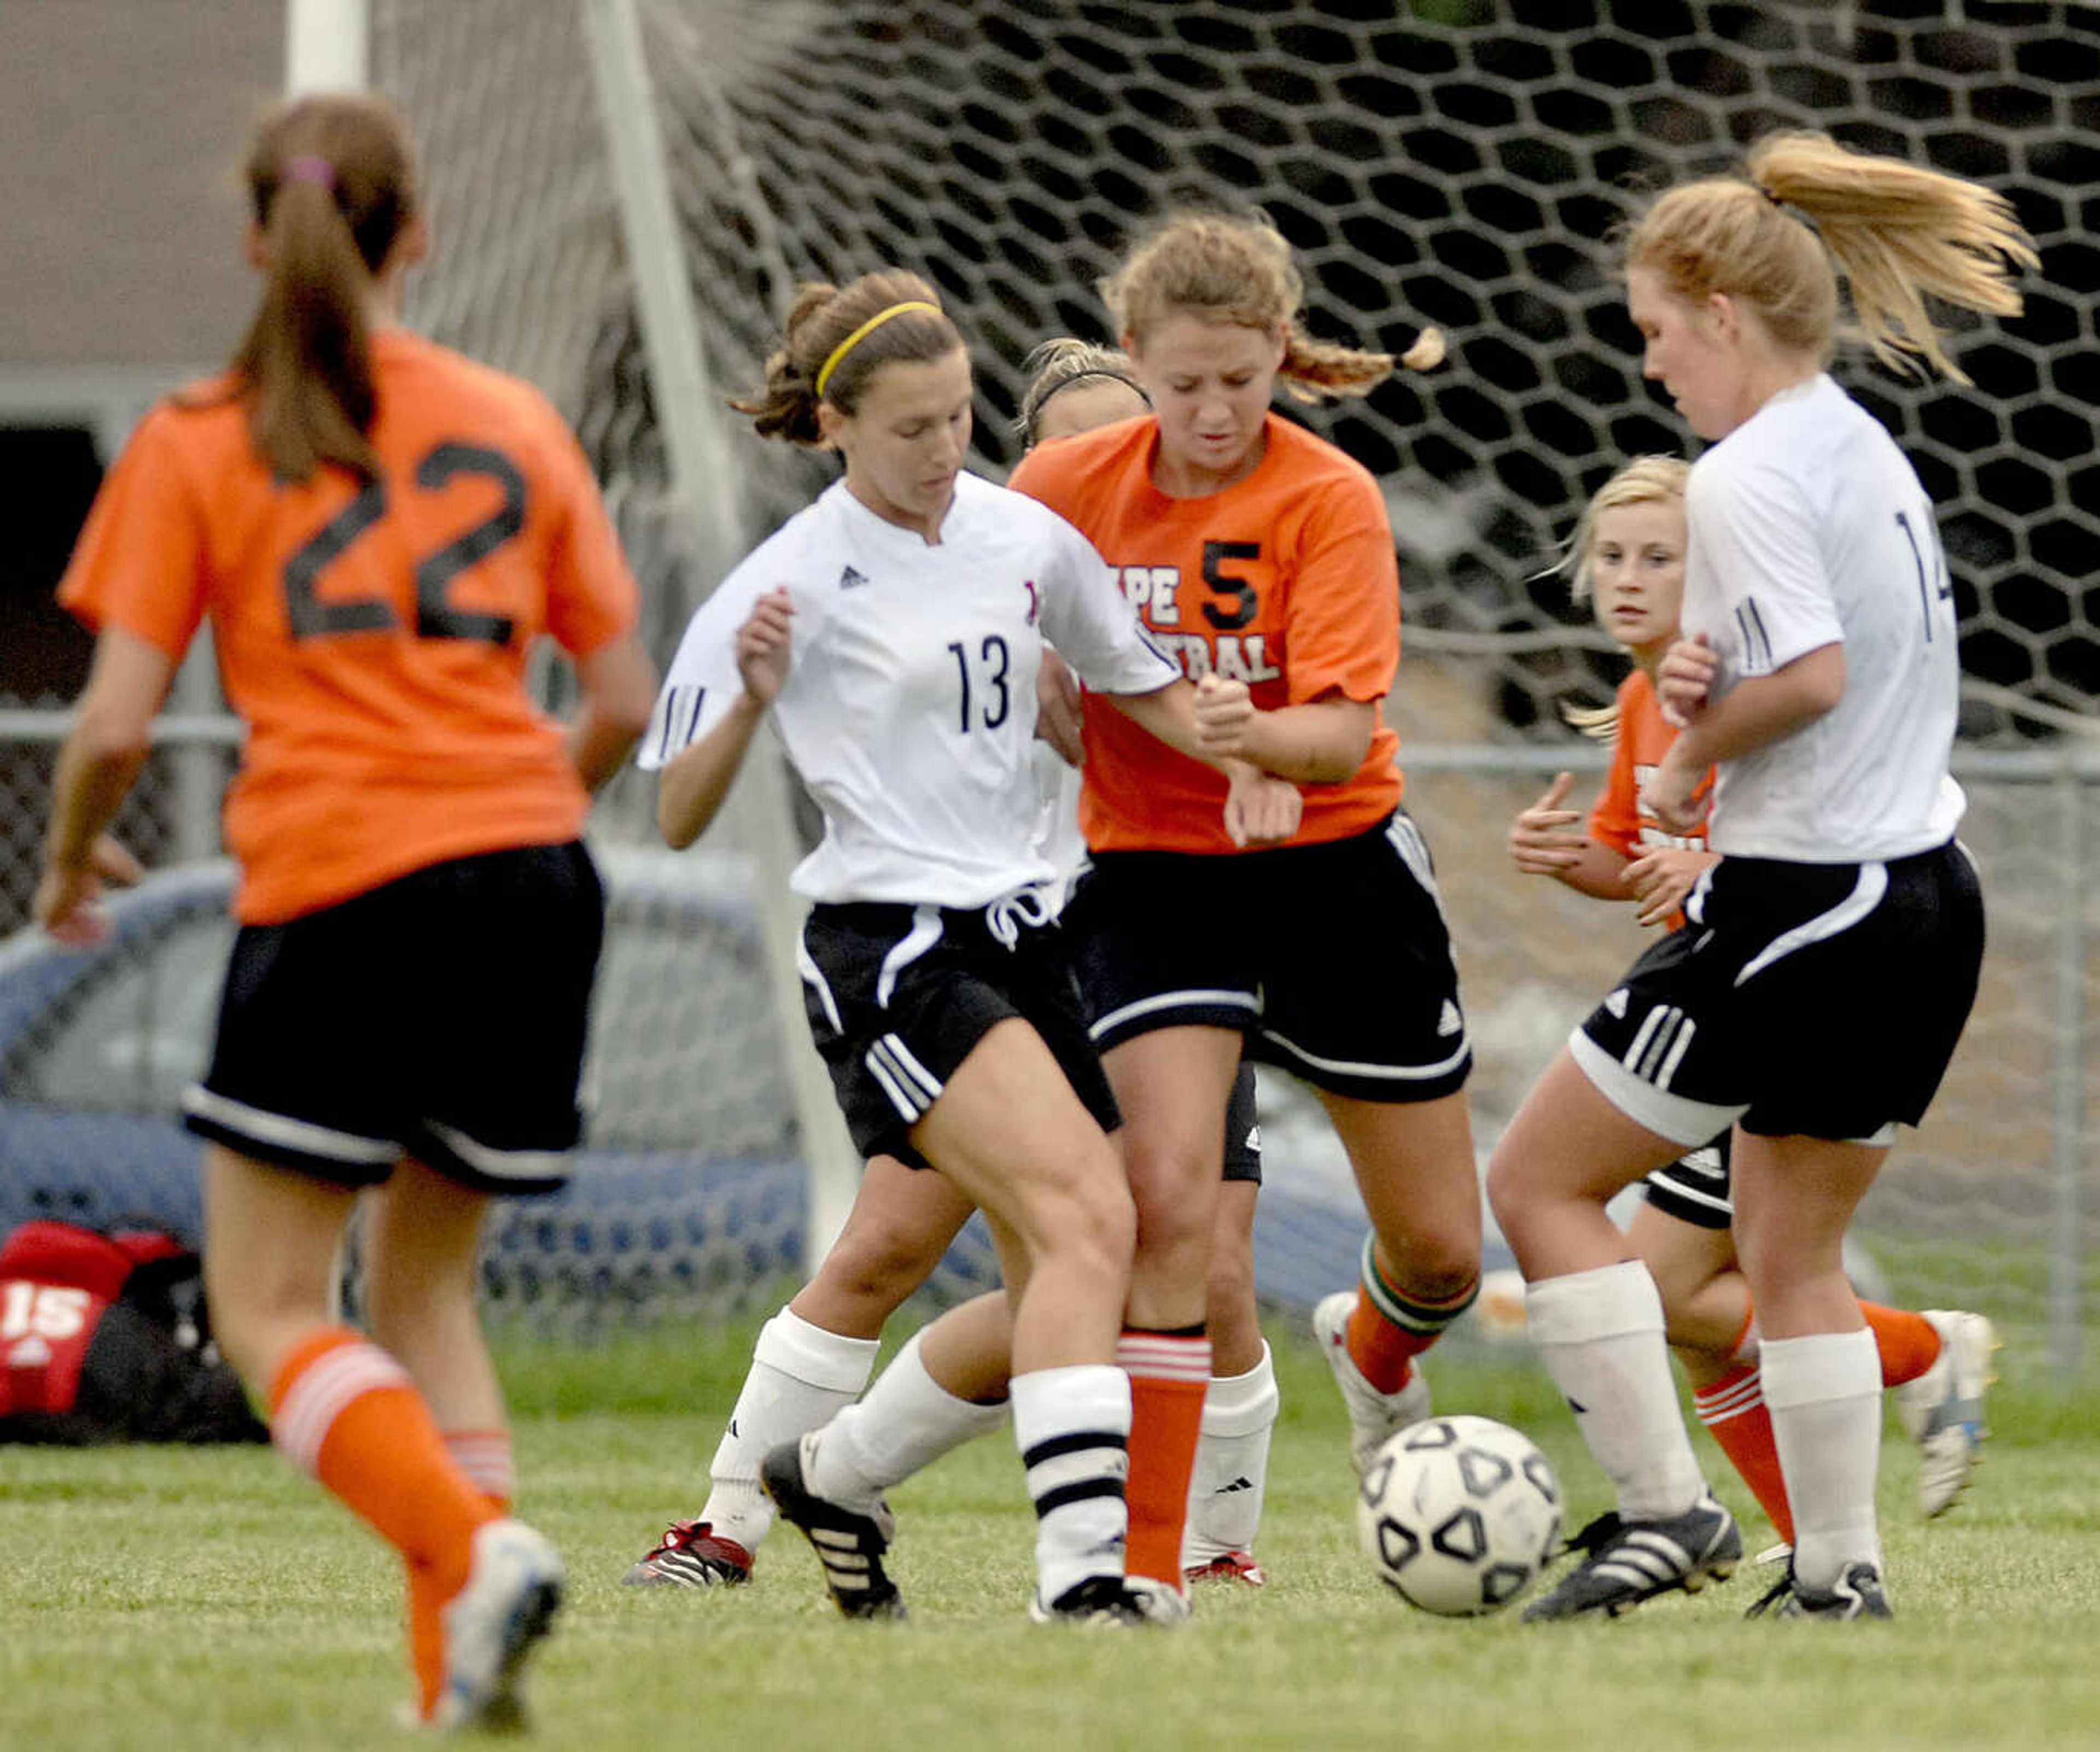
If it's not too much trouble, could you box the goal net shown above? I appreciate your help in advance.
[368,0,2100,1351]
[6,0,2091,1358]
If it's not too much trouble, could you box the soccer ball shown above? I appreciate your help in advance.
[1356,1415,1562,1615]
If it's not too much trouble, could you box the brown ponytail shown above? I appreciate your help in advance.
[732,271,962,445]
[231,92,418,483]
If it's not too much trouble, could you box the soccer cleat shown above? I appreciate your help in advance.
[620,1519,754,1588]
[1745,1558,1893,1621]
[759,1434,906,1621]
[1311,1290,1433,1477]
[1895,1309,1998,1517]
[429,1518,565,1732]
[1184,1549,1267,1589]
[1520,1490,1741,1622]
[1028,1574,1189,1627]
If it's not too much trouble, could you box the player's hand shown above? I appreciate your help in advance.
[736,588,796,706]
[1193,673,1255,757]
[1035,649,1084,768]
[1223,767,1300,847]
[1624,846,1719,927]
[1508,771,1588,874]
[1659,631,1717,728]
[1643,745,1712,838]
[91,834,144,889]
[34,861,111,947]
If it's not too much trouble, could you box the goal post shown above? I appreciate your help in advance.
[579,0,865,1265]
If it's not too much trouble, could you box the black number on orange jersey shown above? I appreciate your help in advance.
[414,445,524,641]
[283,442,526,644]
[1200,541,1259,631]
[284,481,390,638]
[946,635,1011,732]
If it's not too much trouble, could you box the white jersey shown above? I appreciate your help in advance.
[640,472,1177,907]
[1681,373,1964,863]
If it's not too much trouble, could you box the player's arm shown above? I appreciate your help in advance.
[1099,680,1302,845]
[1191,677,1372,784]
[1649,641,1844,833]
[567,632,658,792]
[38,627,177,943]
[656,587,793,850]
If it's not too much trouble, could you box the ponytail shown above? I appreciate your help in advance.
[231,94,417,483]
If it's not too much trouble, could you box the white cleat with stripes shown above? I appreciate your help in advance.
[1521,1490,1741,1622]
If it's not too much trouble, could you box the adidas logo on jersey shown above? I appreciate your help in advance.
[1437,1000,1462,1037]
[839,564,870,590]
[1605,988,1629,1018]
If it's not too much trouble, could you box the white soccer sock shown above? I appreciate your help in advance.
[806,1328,1008,1508]
[701,1306,879,1546]
[1526,1260,1707,1520]
[1182,1343,1280,1566]
[1011,1363,1132,1608]
[1760,1329,1883,1592]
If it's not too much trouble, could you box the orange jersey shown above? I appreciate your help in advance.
[1009,413,1401,855]
[1589,669,1714,931]
[59,330,639,924]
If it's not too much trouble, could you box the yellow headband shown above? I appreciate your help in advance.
[815,301,942,398]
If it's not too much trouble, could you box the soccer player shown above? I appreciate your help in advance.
[639,274,1300,1624]
[1509,457,1997,1555]
[1487,130,2034,1622]
[623,340,1280,1595]
[1007,211,1483,1591]
[36,93,658,1727]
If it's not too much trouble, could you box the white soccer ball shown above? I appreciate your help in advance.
[1356,1415,1562,1615]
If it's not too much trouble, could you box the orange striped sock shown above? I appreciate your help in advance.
[1346,1259,1480,1394]
[1861,1301,1941,1389]
[1118,1329,1210,1589]
[268,1329,496,1717]
[1691,1363,1794,1544]
[444,1428,515,1512]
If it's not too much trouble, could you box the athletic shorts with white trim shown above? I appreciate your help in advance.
[1221,1061,1261,1185]
[1575,841,1982,1147]
[797,893,1119,1168]
[1643,1131,1732,1231]
[1066,809,1471,1105]
[183,841,604,1194]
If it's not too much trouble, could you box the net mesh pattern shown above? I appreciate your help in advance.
[4,0,2093,1343]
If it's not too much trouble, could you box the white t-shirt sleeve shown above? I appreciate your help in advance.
[1033,509,1179,696]
[635,564,774,772]
[1690,455,1844,680]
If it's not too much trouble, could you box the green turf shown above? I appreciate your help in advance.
[3,1319,2094,1750]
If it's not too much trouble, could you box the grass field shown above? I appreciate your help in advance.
[3,1313,2095,1751]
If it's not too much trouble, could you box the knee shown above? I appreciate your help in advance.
[1483,1149,1525,1233]
[1051,1155,1137,1281]
[816,1222,946,1313]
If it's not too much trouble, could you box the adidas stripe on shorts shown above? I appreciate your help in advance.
[796,895,1119,1168]
[1575,841,1982,1146]
[1066,809,1472,1105]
